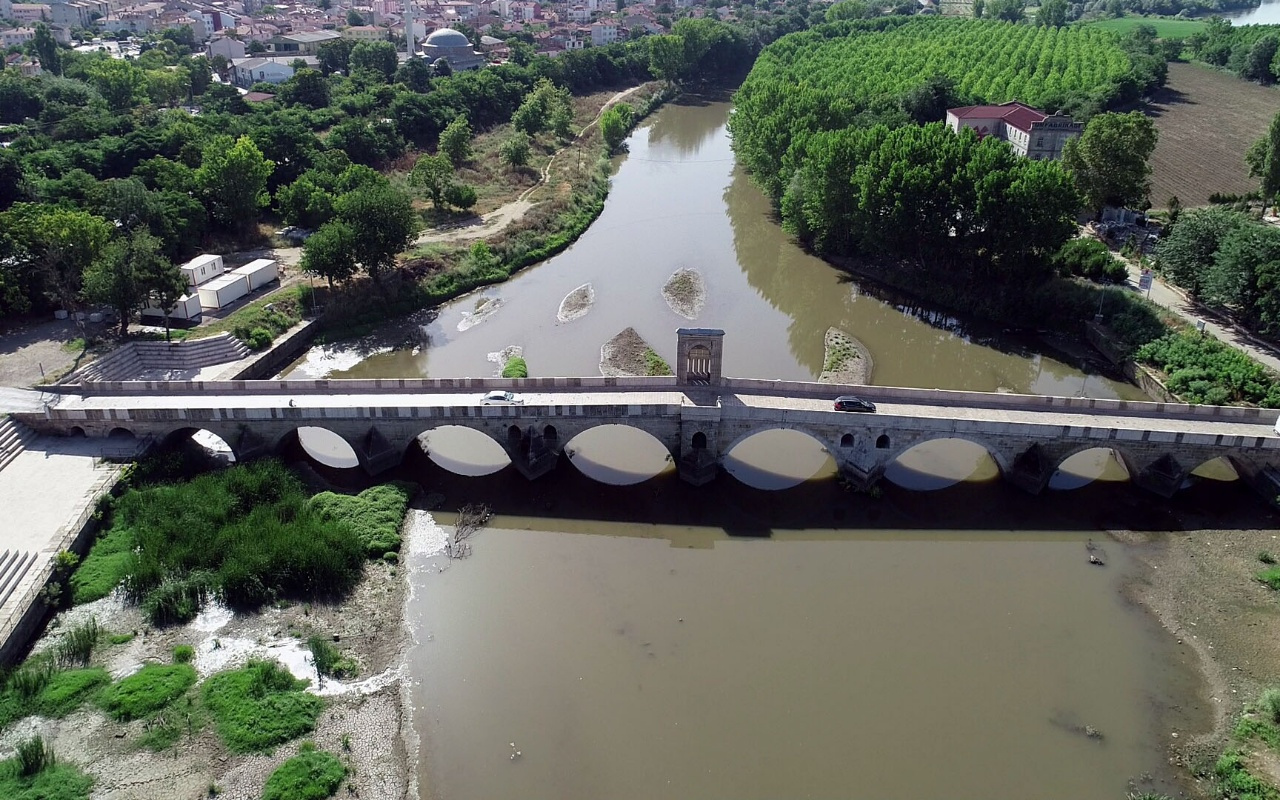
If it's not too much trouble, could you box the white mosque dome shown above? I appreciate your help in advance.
[425,28,471,48]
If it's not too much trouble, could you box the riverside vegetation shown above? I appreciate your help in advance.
[0,453,410,798]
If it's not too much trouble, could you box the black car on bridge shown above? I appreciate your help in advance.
[834,396,876,413]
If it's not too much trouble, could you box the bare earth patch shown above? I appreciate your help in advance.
[662,268,707,320]
[600,327,655,376]
[487,345,524,377]
[1143,62,1278,208]
[457,295,504,332]
[819,327,873,385]
[557,283,595,323]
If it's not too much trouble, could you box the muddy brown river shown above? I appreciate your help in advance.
[273,98,1233,800]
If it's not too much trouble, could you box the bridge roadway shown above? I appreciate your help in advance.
[16,376,1280,498]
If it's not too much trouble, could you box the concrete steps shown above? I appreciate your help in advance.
[0,550,37,612]
[68,333,252,383]
[0,417,36,474]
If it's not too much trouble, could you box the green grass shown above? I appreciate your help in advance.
[72,460,377,624]
[0,739,92,800]
[172,645,194,664]
[309,482,414,557]
[34,669,109,718]
[1259,567,1280,591]
[107,633,135,645]
[1214,750,1280,800]
[501,357,528,378]
[1087,16,1207,38]
[306,637,357,680]
[98,664,196,722]
[191,284,310,350]
[262,742,346,800]
[643,349,672,377]
[202,660,323,754]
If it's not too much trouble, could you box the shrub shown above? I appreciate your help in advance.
[202,660,323,753]
[309,483,414,557]
[1262,688,1280,725]
[1052,238,1127,284]
[1135,332,1280,407]
[1258,567,1280,591]
[53,619,99,668]
[643,348,673,376]
[1261,551,1277,565]
[15,735,54,777]
[262,743,346,800]
[99,664,196,722]
[501,357,528,378]
[0,752,93,800]
[246,327,274,351]
[35,669,109,718]
[172,645,195,664]
[306,637,357,680]
[73,461,373,624]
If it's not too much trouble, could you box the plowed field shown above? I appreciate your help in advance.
[1144,61,1280,208]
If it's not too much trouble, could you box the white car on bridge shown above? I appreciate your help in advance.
[480,391,523,406]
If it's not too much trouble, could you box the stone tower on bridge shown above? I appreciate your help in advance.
[676,328,724,386]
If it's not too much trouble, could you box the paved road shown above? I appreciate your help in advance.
[1126,264,1280,373]
[46,389,1280,439]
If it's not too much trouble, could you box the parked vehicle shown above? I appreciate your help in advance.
[833,395,876,413]
[481,391,523,406]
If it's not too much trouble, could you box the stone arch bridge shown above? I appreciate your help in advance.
[16,375,1280,500]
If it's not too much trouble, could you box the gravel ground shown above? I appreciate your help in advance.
[661,268,706,320]
[1116,516,1280,795]
[0,318,114,388]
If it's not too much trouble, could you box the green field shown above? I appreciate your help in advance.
[1088,16,1208,37]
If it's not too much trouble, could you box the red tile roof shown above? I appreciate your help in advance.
[947,101,1047,133]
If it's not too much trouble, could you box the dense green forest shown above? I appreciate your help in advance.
[731,16,1164,200]
[729,16,1163,314]
[1183,19,1280,84]
[0,19,755,325]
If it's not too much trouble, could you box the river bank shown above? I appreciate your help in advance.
[1116,512,1280,797]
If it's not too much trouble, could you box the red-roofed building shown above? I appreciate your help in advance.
[945,101,1083,160]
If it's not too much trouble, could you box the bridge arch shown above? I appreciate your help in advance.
[412,424,511,477]
[722,426,837,490]
[881,435,1007,490]
[562,423,674,485]
[276,426,362,470]
[108,427,135,440]
[1189,455,1241,482]
[1048,445,1135,490]
[162,426,237,461]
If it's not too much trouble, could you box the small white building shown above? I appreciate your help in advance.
[180,254,225,288]
[589,20,616,46]
[197,273,250,311]
[231,56,296,87]
[229,259,279,291]
[0,27,34,48]
[142,293,202,322]
[207,35,246,60]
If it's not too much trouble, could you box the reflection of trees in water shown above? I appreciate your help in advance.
[643,98,731,159]
[722,165,1044,391]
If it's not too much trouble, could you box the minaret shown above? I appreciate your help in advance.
[404,0,415,60]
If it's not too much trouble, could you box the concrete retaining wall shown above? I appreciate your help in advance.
[226,320,321,381]
[61,334,250,384]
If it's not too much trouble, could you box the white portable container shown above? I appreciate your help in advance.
[197,274,250,311]
[141,293,202,322]
[230,259,279,292]
[180,254,225,288]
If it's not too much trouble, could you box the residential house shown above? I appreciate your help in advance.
[207,34,244,59]
[50,0,110,29]
[10,3,50,22]
[566,3,587,21]
[0,0,12,20]
[588,19,614,45]
[5,52,41,74]
[1,25,34,46]
[268,28,340,53]
[341,23,384,40]
[945,101,1083,160]
[232,55,297,85]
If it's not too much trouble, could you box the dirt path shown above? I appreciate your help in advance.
[414,84,650,246]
